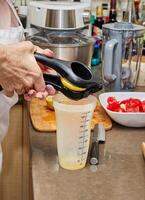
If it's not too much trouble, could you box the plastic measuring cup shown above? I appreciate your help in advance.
[53,93,97,170]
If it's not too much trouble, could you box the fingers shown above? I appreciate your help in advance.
[43,49,54,57]
[34,72,46,92]
[46,85,56,95]
[24,89,50,101]
[35,46,54,57]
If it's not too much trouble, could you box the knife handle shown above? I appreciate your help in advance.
[89,141,99,165]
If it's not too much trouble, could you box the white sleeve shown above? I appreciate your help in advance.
[0,90,18,173]
[0,91,18,141]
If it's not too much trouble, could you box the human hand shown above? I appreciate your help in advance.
[0,41,54,97]
[35,46,57,75]
[23,46,56,101]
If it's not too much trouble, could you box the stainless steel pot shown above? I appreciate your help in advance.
[28,31,94,66]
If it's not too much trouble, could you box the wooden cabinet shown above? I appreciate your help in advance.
[0,104,33,200]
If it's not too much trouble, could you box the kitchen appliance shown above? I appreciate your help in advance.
[27,1,91,30]
[102,22,145,91]
[27,1,94,66]
[35,53,102,100]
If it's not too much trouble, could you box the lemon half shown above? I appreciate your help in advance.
[46,95,54,110]
[60,77,86,92]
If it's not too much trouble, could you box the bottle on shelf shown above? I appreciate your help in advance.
[134,0,141,21]
[109,0,117,23]
[91,40,102,66]
[91,15,95,36]
[93,6,104,37]
[102,3,110,23]
[141,1,145,25]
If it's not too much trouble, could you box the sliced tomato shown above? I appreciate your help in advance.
[120,99,129,105]
[114,107,125,112]
[107,96,145,113]
[125,98,142,112]
[141,100,145,112]
[125,105,140,112]
[107,96,117,104]
[107,96,120,111]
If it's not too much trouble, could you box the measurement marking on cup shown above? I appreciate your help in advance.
[78,151,87,155]
[80,125,86,128]
[77,158,86,163]
[79,140,88,144]
[80,129,89,133]
[78,111,92,165]
[80,119,90,123]
[79,135,88,139]
[78,146,87,150]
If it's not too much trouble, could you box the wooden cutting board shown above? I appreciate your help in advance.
[29,97,112,132]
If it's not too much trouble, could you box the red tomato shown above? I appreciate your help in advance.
[107,96,145,113]
[120,99,129,105]
[125,98,142,112]
[107,96,120,111]
[113,107,125,112]
[125,105,140,112]
[142,100,145,112]
[107,96,117,104]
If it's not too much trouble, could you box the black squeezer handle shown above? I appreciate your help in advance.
[34,52,98,89]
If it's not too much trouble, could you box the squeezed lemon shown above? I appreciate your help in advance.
[46,95,54,110]
[60,77,86,92]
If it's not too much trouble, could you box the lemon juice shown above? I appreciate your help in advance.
[59,156,86,170]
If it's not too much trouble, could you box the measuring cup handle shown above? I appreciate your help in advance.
[104,39,118,82]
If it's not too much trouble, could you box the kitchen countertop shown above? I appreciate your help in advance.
[29,119,145,200]
[28,66,145,200]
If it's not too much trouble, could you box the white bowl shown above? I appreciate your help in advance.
[99,92,145,127]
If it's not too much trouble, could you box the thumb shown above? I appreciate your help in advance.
[34,73,46,92]
[3,89,14,97]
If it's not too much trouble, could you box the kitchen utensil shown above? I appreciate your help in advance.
[102,22,145,91]
[34,53,102,100]
[99,92,145,127]
[53,93,96,170]
[89,123,105,165]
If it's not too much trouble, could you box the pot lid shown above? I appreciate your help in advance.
[29,1,90,10]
